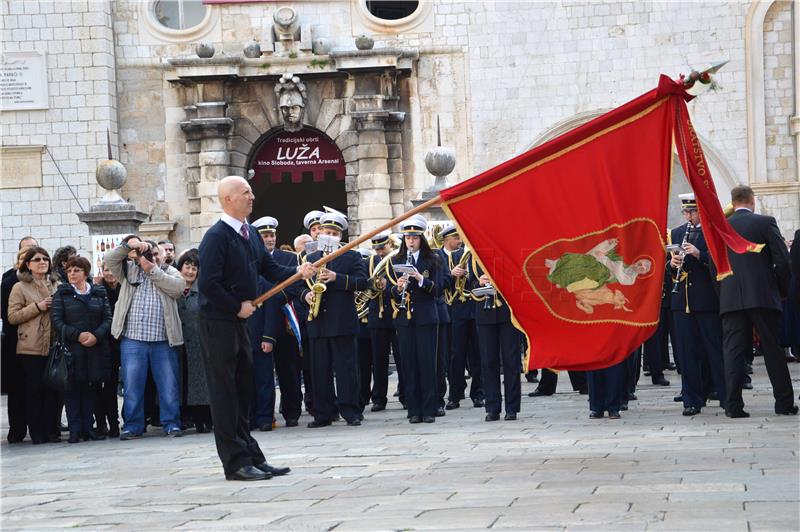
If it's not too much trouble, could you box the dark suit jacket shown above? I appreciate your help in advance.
[718,209,791,315]
[668,224,719,313]
[390,252,443,327]
[439,247,475,321]
[302,249,367,338]
[471,261,511,325]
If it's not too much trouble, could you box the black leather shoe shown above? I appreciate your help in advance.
[472,398,485,408]
[285,419,299,427]
[667,363,677,371]
[445,401,460,410]
[68,432,81,444]
[226,465,270,481]
[627,393,637,401]
[707,391,718,401]
[422,416,435,423]
[435,407,446,417]
[725,409,750,419]
[776,405,799,415]
[528,389,551,397]
[682,406,701,416]
[673,394,683,402]
[370,404,385,412]
[47,435,62,443]
[620,403,628,411]
[608,411,621,419]
[504,412,517,421]
[485,413,500,422]
[742,382,753,390]
[195,423,210,434]
[7,435,24,444]
[652,377,670,386]
[307,420,332,428]
[409,416,422,424]
[786,354,798,363]
[346,419,361,426]
[83,431,106,441]
[258,423,273,432]
[108,425,120,438]
[589,411,604,419]
[255,462,290,476]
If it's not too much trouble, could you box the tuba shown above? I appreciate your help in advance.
[355,249,399,319]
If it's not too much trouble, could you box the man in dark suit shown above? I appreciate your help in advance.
[301,210,368,428]
[719,185,796,418]
[197,176,315,481]
[252,216,304,428]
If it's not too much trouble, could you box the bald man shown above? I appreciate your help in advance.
[197,176,315,481]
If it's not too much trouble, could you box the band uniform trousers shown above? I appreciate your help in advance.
[587,359,626,414]
[398,324,439,418]
[251,349,275,428]
[642,306,667,382]
[673,311,726,409]
[436,322,450,408]
[477,322,521,415]
[537,369,587,395]
[300,333,313,414]
[449,319,483,402]
[369,328,395,408]
[310,335,362,423]
[198,317,265,475]
[357,328,372,408]
[722,309,795,413]
[273,336,303,422]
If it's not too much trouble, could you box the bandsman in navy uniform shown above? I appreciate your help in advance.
[297,209,325,413]
[434,237,452,418]
[356,248,374,409]
[388,215,444,423]
[301,210,368,427]
[471,259,521,421]
[439,223,484,410]
[252,216,303,428]
[669,193,726,416]
[364,231,401,411]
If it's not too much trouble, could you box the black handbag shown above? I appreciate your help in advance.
[42,328,74,393]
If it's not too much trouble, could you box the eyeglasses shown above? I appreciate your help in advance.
[29,257,50,263]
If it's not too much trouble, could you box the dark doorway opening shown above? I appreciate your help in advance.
[247,127,347,249]
[366,1,419,20]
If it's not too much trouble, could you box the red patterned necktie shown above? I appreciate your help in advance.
[240,224,249,241]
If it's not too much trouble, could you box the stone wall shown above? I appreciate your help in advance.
[1,0,117,269]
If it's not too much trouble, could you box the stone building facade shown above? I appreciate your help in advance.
[1,0,798,269]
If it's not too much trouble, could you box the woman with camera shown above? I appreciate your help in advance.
[51,256,112,442]
[7,247,61,444]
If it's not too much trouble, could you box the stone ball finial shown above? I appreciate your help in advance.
[96,159,127,191]
[425,146,456,178]
[243,40,261,58]
[196,42,215,58]
[355,34,374,50]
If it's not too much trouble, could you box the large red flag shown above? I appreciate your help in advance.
[440,75,757,371]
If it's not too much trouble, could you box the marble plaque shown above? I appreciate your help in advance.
[1,52,49,111]
[0,145,44,189]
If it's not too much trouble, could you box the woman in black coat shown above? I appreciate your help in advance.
[51,256,112,443]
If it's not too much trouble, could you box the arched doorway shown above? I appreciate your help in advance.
[247,127,347,248]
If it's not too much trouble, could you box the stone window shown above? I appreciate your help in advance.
[365,0,419,21]
[153,0,207,30]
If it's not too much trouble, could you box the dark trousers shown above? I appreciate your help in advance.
[722,309,795,413]
[674,311,726,409]
[392,332,404,403]
[357,334,372,407]
[537,369,587,394]
[398,324,438,418]
[643,307,667,382]
[251,350,275,427]
[95,341,120,430]
[300,332,313,413]
[65,381,96,434]
[436,322,449,408]
[198,317,265,476]
[18,355,59,442]
[274,337,302,422]
[624,347,641,396]
[309,335,362,423]
[5,350,27,440]
[449,319,483,402]
[477,322,521,415]
[587,359,626,413]
[369,328,393,407]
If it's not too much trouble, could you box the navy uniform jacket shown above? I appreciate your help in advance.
[366,254,393,329]
[669,224,719,313]
[198,221,297,321]
[718,209,791,315]
[262,248,304,345]
[436,251,452,325]
[440,247,476,321]
[389,252,443,327]
[472,258,512,326]
[301,249,368,338]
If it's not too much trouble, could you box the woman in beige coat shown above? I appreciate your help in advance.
[7,246,61,444]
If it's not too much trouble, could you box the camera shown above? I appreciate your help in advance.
[135,248,154,261]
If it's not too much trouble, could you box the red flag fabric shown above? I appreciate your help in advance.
[440,75,756,371]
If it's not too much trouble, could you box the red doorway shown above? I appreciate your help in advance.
[247,127,347,248]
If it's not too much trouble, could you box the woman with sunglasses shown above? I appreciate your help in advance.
[7,247,61,444]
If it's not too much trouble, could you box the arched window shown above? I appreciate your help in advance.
[365,0,420,21]
[153,0,207,30]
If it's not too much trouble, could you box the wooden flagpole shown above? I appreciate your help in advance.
[253,196,442,306]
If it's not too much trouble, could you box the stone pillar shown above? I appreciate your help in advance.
[385,114,406,218]
[352,113,393,237]
[180,96,233,243]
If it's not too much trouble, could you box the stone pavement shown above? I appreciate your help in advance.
[1,359,799,531]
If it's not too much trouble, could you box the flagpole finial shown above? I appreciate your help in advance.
[681,59,728,91]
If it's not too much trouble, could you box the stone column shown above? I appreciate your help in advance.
[180,97,233,243]
[352,113,393,237]
[385,114,406,218]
